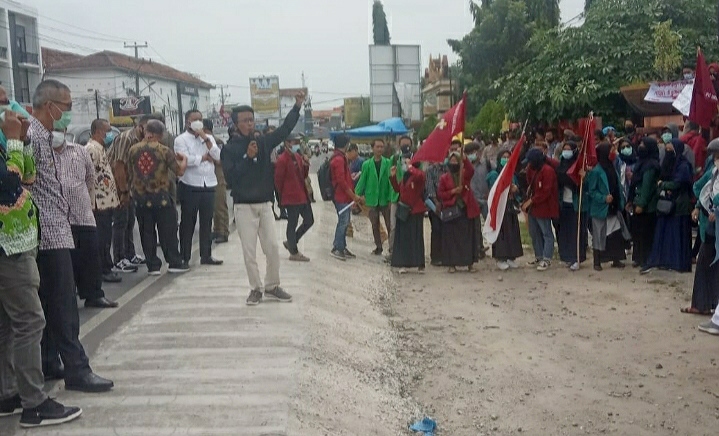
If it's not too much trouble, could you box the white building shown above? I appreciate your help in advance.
[43,48,214,134]
[0,0,42,105]
[369,44,422,124]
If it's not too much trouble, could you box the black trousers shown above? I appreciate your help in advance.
[285,203,315,255]
[37,249,91,377]
[94,209,114,274]
[429,210,443,263]
[112,202,136,264]
[70,226,105,301]
[136,206,182,271]
[179,182,215,262]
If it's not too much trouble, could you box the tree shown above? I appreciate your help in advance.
[653,20,681,81]
[372,1,391,45]
[418,115,439,141]
[497,0,719,121]
[584,0,594,12]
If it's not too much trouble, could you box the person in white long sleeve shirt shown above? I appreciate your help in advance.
[174,109,223,266]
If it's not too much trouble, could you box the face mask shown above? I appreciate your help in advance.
[190,120,204,133]
[621,147,633,156]
[684,73,694,80]
[51,103,72,130]
[448,163,460,173]
[661,133,673,144]
[443,158,449,165]
[104,131,116,146]
[500,157,509,167]
[291,144,301,153]
[468,153,478,163]
[51,131,66,149]
[401,163,408,172]
[561,150,574,160]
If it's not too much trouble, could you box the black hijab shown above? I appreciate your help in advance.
[629,137,660,201]
[556,141,578,190]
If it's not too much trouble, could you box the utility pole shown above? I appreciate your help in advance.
[124,41,148,96]
[219,85,226,106]
[94,89,99,119]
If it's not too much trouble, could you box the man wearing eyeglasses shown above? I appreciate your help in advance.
[221,91,305,306]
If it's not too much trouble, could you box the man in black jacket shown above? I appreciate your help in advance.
[221,91,305,306]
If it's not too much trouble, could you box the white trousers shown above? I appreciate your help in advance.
[713,302,719,325]
[234,203,280,291]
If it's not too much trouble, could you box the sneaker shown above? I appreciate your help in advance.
[114,259,139,273]
[497,261,510,271]
[527,258,540,266]
[372,248,383,256]
[289,253,310,262]
[130,255,146,265]
[569,262,580,272]
[398,268,408,274]
[331,249,347,261]
[536,260,550,271]
[19,398,82,428]
[148,269,161,276]
[417,267,426,274]
[640,266,654,275]
[507,259,519,269]
[265,286,293,303]
[698,320,719,335]
[343,248,356,259]
[0,394,21,417]
[246,289,263,306]
[448,266,457,274]
[168,261,190,273]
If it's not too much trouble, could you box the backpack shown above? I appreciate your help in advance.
[317,157,334,201]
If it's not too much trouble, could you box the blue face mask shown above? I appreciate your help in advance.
[291,144,301,153]
[104,131,116,146]
[443,158,449,165]
[621,147,633,156]
[561,150,574,160]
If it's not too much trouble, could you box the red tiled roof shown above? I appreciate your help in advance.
[41,47,83,70]
[279,87,308,97]
[44,50,213,89]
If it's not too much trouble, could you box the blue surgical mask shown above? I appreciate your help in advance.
[104,131,116,146]
[443,158,449,165]
[500,157,509,167]
[468,153,478,163]
[621,147,633,156]
[661,133,673,144]
[291,144,301,153]
[561,150,574,160]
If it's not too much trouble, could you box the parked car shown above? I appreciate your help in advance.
[65,124,122,146]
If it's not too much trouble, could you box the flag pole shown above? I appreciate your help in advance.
[575,112,593,269]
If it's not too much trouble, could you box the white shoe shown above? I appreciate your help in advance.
[497,261,510,271]
[569,262,579,271]
[507,259,519,269]
[398,268,408,274]
[537,260,550,271]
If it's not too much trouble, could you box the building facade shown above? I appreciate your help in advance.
[0,0,42,105]
[422,54,452,120]
[43,49,213,134]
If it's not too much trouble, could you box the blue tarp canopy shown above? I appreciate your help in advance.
[330,117,408,138]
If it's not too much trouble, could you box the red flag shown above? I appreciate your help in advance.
[483,134,525,244]
[689,48,718,129]
[412,93,466,163]
[568,117,597,185]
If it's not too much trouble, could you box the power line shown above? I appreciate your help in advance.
[36,13,132,42]
[41,24,124,44]
[148,44,172,66]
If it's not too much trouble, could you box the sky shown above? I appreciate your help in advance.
[25,0,584,109]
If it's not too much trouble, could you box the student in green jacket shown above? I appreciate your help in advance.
[356,139,394,255]
[627,137,660,268]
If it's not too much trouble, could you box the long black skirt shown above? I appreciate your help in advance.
[391,213,425,268]
[441,213,478,267]
[557,203,588,264]
[598,231,627,263]
[631,213,657,267]
[492,209,523,261]
[691,235,719,312]
[647,214,692,272]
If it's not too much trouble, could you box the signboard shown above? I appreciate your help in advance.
[111,96,151,117]
[369,45,422,123]
[672,83,693,117]
[250,76,280,119]
[344,97,369,127]
[644,80,694,103]
[179,84,199,97]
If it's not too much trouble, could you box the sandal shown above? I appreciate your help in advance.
[680,307,713,315]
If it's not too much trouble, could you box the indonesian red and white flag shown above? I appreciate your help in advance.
[412,93,466,163]
[483,134,525,244]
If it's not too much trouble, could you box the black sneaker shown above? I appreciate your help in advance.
[129,255,146,265]
[246,289,263,306]
[0,394,21,417]
[19,398,82,428]
[168,261,190,273]
[343,248,356,259]
[331,249,347,261]
[264,286,293,302]
[640,266,654,275]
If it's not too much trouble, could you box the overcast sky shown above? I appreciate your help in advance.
[26,0,584,109]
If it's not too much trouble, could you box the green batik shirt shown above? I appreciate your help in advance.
[0,138,38,255]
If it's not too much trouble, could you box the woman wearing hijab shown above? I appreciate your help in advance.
[685,140,719,315]
[487,149,523,270]
[556,141,588,269]
[643,139,693,273]
[389,155,426,274]
[587,143,629,270]
[438,152,481,273]
[628,137,661,268]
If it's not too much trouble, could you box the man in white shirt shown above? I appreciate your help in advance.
[174,110,222,266]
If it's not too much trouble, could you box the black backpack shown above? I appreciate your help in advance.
[317,157,334,201]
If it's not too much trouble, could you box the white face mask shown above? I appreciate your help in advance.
[51,131,66,149]
[190,120,204,133]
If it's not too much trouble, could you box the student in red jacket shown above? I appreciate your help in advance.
[522,148,560,271]
[680,121,707,179]
[274,133,314,262]
[330,134,363,261]
[438,152,481,273]
[389,154,427,273]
